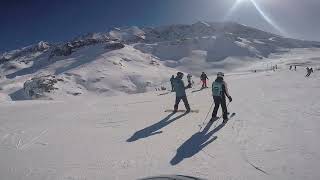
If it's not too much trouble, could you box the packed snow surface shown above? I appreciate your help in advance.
[0,49,320,179]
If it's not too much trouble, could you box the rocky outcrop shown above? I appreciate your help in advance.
[23,75,63,99]
[50,43,74,57]
[105,41,125,50]
[50,33,111,58]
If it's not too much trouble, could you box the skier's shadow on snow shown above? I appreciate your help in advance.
[191,88,206,93]
[170,121,226,165]
[127,112,188,142]
[158,92,171,96]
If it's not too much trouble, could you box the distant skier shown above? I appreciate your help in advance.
[294,65,297,71]
[173,72,191,112]
[186,74,193,88]
[170,75,175,92]
[200,72,209,88]
[306,67,313,77]
[310,68,314,76]
[210,72,232,123]
[289,65,292,70]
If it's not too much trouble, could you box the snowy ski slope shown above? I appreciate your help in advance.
[0,51,319,179]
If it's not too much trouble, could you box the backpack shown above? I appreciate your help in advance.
[212,81,223,97]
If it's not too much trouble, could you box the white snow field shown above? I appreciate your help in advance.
[1,48,320,180]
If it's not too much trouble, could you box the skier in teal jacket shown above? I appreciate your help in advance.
[173,72,190,112]
[211,72,232,123]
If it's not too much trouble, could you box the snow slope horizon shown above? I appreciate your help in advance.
[1,21,320,101]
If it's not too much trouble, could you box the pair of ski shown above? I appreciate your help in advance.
[164,109,200,113]
[199,112,236,128]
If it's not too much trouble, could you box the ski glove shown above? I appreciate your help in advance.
[228,96,233,102]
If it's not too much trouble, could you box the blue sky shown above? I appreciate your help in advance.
[1,0,320,52]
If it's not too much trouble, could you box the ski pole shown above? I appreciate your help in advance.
[199,102,214,131]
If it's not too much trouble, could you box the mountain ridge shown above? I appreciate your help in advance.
[1,21,319,59]
[1,21,320,101]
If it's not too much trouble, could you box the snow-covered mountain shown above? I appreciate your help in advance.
[0,41,50,63]
[0,21,320,101]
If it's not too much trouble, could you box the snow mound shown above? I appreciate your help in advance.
[51,45,176,96]
[4,45,176,100]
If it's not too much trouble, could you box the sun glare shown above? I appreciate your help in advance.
[248,0,286,35]
[224,0,286,35]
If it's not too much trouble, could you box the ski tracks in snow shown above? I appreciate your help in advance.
[18,130,49,150]
[0,129,49,151]
[226,82,270,177]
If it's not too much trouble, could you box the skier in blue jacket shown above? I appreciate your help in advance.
[173,72,191,112]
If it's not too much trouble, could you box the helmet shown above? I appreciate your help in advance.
[217,72,224,77]
[177,72,184,77]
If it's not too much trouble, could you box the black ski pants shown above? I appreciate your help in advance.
[174,96,190,111]
[171,82,175,91]
[212,96,228,120]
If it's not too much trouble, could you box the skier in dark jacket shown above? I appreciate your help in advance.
[306,67,313,77]
[173,72,190,112]
[210,72,232,123]
[170,75,175,92]
[200,72,209,88]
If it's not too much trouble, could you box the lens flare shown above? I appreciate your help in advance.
[224,0,286,35]
[248,0,286,35]
[223,0,243,21]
